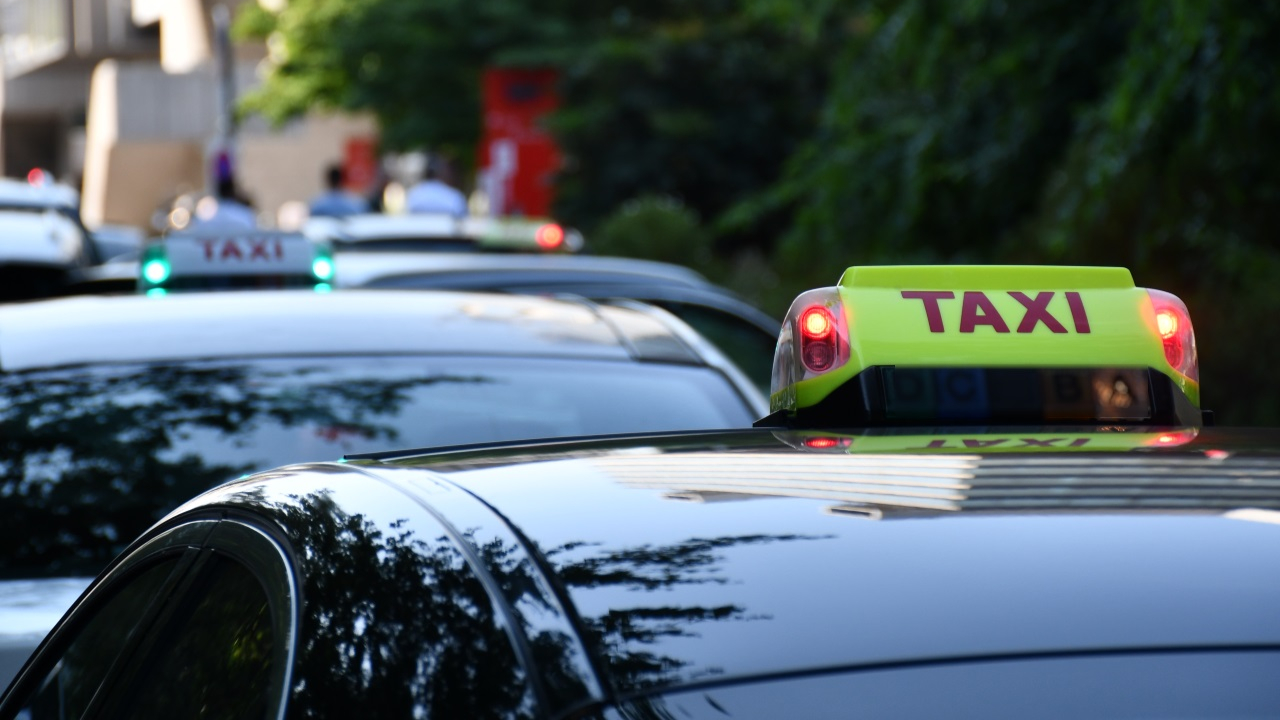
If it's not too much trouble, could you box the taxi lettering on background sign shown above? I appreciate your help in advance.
[900,290,1091,333]
[199,237,285,262]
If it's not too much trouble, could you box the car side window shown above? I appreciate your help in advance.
[110,554,275,719]
[16,558,181,720]
[662,302,777,393]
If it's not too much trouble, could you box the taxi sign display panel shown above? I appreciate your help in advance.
[138,231,332,293]
[787,266,1198,413]
[879,367,1153,423]
[163,233,316,277]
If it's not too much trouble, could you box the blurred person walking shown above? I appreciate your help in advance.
[406,160,467,217]
[309,164,369,218]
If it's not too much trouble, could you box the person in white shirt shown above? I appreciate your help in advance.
[309,165,369,218]
[405,164,468,217]
[190,177,257,229]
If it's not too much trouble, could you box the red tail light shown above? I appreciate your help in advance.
[800,305,838,372]
[1146,289,1198,381]
[1156,310,1183,367]
[801,307,833,339]
[771,287,852,401]
[804,437,839,449]
[535,223,565,249]
[1145,429,1198,447]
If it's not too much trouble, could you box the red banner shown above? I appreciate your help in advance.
[478,68,561,217]
[343,137,379,193]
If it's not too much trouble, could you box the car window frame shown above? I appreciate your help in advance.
[93,518,296,720]
[0,521,216,717]
[0,517,298,720]
[199,516,298,720]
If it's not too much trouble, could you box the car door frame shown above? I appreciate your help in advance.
[0,514,299,720]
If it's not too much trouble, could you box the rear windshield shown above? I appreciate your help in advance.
[0,355,752,577]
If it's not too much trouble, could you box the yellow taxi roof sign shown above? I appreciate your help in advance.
[766,265,1202,428]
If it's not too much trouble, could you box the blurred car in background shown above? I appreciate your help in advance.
[0,177,100,302]
[0,288,764,686]
[82,223,145,263]
[344,251,781,391]
[61,221,781,389]
[310,213,779,388]
[303,212,584,254]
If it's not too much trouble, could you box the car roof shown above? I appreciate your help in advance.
[0,289,708,371]
[310,213,463,240]
[333,250,711,289]
[310,426,1280,695]
[70,252,716,298]
[0,178,78,210]
[0,211,84,267]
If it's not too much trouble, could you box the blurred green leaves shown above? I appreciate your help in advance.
[236,0,601,154]
[591,196,710,267]
[551,4,837,233]
[737,0,1280,422]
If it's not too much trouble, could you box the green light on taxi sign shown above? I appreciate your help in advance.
[142,259,170,284]
[312,257,334,281]
[140,243,171,286]
[311,241,336,283]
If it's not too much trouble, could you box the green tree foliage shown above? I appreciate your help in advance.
[730,0,1133,288]
[236,0,837,238]
[590,195,710,267]
[739,0,1280,423]
[551,6,835,234]
[235,0,603,154]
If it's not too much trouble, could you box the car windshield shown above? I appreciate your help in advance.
[0,354,753,578]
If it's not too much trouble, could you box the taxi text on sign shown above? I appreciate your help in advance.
[161,234,316,277]
[833,265,1158,371]
[900,291,1091,334]
[199,237,284,261]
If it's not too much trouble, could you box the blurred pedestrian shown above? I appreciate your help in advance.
[309,164,369,218]
[405,160,467,217]
[190,176,256,229]
[366,169,389,213]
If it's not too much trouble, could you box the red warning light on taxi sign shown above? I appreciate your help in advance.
[535,223,564,249]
